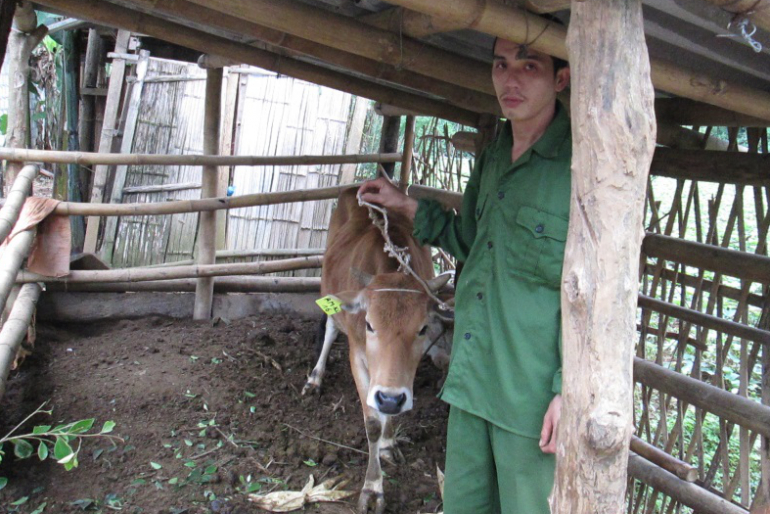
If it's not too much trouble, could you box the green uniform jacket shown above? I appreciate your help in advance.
[413,104,571,439]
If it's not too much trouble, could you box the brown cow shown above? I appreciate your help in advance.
[304,188,449,514]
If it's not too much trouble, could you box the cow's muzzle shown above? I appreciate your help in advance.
[369,387,412,415]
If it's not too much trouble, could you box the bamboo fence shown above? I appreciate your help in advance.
[629,127,770,513]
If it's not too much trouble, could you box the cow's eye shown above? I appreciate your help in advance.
[418,325,428,336]
[366,321,374,333]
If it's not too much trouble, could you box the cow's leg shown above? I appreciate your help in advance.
[379,415,404,466]
[349,347,385,514]
[359,412,386,514]
[302,315,339,395]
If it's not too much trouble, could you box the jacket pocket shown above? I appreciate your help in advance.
[510,206,568,287]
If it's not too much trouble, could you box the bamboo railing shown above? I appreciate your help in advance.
[0,165,39,403]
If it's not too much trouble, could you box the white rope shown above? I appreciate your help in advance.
[357,181,450,311]
[717,17,763,53]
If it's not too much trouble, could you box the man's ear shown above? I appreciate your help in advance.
[331,290,366,313]
[555,67,570,93]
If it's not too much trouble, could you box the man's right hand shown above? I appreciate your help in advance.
[358,177,419,221]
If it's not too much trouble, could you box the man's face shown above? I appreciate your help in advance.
[492,39,570,123]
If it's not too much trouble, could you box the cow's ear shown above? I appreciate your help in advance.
[332,290,366,313]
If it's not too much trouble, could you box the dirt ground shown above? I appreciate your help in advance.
[0,313,448,514]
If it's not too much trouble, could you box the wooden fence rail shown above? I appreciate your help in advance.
[634,357,770,438]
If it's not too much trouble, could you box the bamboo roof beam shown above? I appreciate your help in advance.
[360,7,473,37]
[34,0,482,126]
[122,0,501,116]
[180,0,495,96]
[656,98,770,128]
[383,0,770,121]
[524,0,571,14]
[697,0,770,35]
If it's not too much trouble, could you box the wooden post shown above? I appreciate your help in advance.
[100,50,150,264]
[63,28,86,251]
[399,115,416,191]
[193,66,223,320]
[84,30,132,253]
[551,0,656,512]
[379,115,401,178]
[4,2,47,187]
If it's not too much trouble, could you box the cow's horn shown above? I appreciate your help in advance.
[427,273,452,292]
[351,267,374,286]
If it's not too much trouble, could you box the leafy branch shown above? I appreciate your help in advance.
[0,402,123,490]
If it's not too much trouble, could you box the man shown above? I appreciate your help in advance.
[358,37,571,513]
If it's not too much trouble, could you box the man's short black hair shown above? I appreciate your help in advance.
[492,37,569,75]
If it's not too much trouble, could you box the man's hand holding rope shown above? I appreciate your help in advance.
[358,177,419,222]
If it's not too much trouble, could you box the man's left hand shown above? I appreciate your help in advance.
[539,394,562,454]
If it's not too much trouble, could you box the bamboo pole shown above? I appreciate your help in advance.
[0,147,402,167]
[551,0,656,510]
[144,0,501,116]
[628,454,748,514]
[15,256,323,284]
[101,50,149,264]
[34,0,481,126]
[0,283,41,400]
[44,276,321,293]
[49,182,461,218]
[643,233,770,284]
[361,7,470,37]
[148,248,325,267]
[634,357,770,438]
[183,0,493,96]
[0,230,35,311]
[379,116,401,177]
[630,436,698,482]
[696,0,770,35]
[655,98,770,128]
[84,29,131,253]
[399,115,416,191]
[383,0,770,122]
[0,165,38,243]
[193,67,223,320]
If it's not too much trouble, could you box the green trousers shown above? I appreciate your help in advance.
[443,406,555,514]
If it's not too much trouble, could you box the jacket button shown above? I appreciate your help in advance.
[476,292,483,300]
[535,224,544,233]
[497,191,505,200]
[487,241,494,249]
[464,332,471,340]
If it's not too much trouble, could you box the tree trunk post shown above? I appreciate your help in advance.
[193,66,223,320]
[5,2,47,189]
[551,0,656,512]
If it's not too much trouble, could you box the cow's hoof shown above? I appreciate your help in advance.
[380,445,403,466]
[358,489,385,514]
[301,374,322,396]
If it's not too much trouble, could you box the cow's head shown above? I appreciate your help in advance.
[333,269,451,416]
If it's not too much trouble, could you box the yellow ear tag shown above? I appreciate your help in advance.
[316,295,343,315]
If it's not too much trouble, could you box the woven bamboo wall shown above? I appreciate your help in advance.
[225,69,353,277]
[108,61,355,269]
